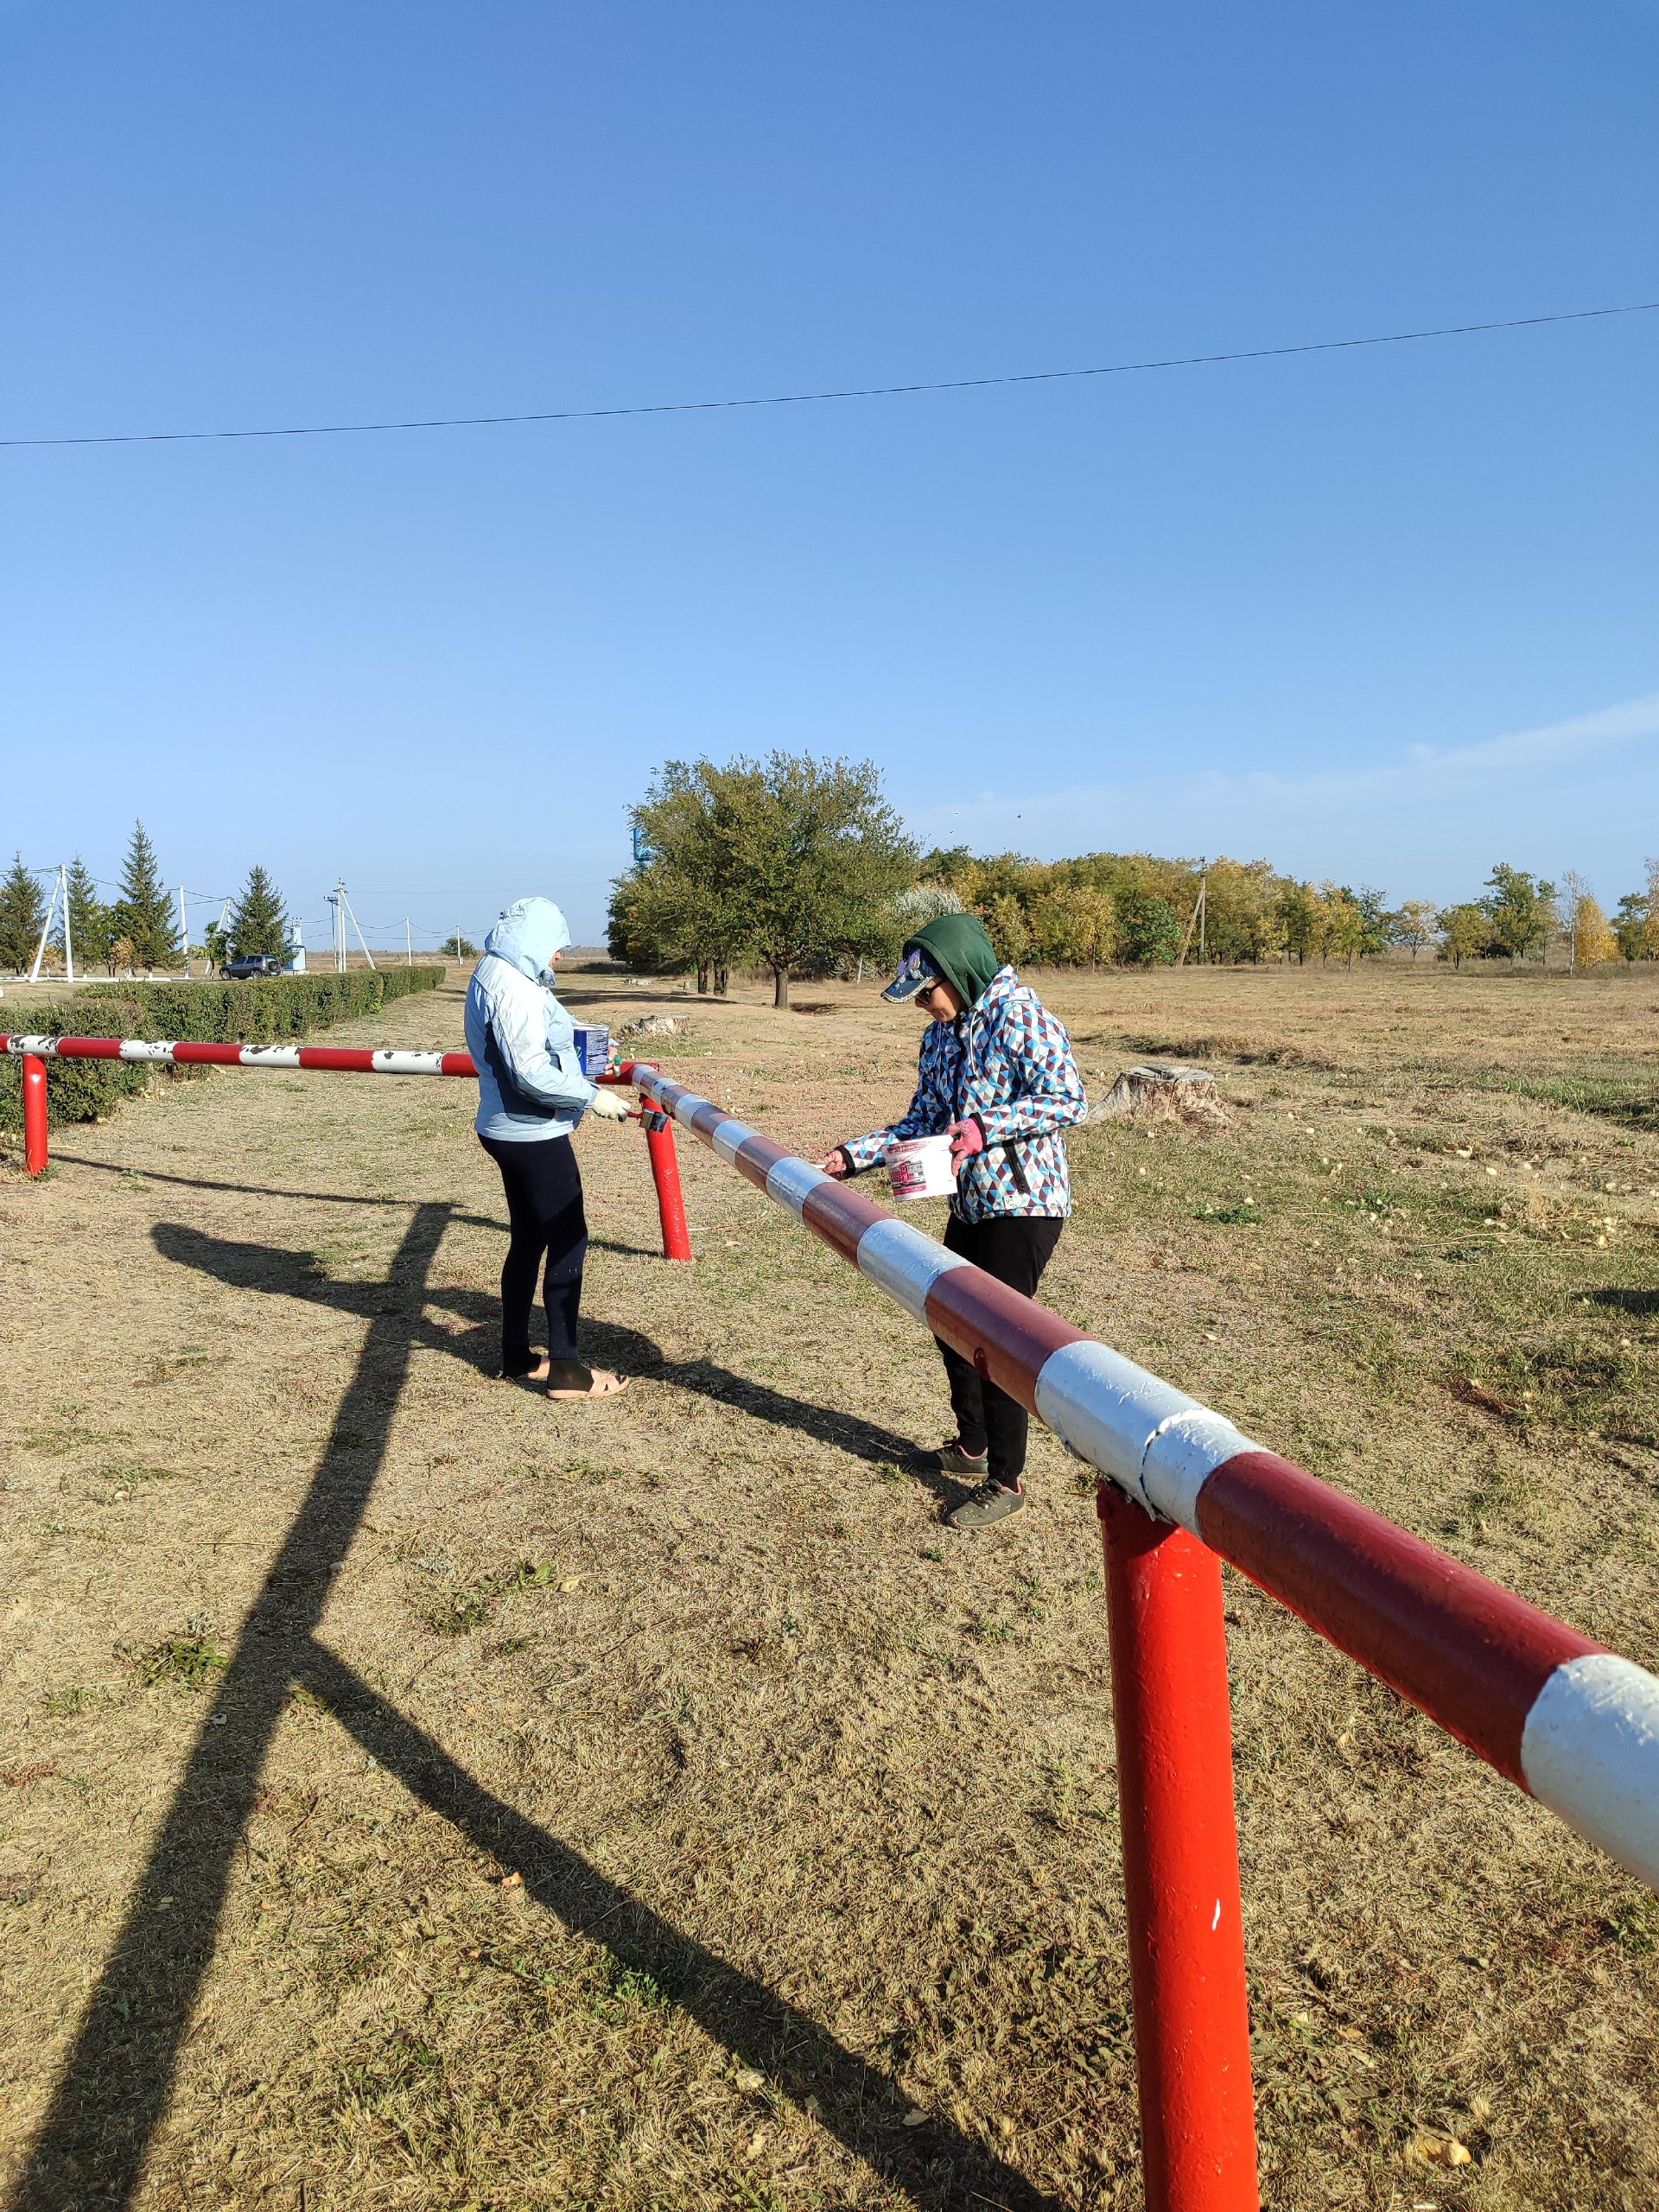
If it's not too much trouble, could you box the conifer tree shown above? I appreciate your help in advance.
[60,855,111,971]
[226,865,292,961]
[109,820,181,969]
[0,853,48,974]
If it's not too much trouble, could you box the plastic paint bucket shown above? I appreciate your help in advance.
[886,1134,957,1202]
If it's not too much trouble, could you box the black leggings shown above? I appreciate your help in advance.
[937,1212,1065,1484]
[480,1133,588,1378]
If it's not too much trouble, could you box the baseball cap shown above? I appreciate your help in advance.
[882,944,940,1002]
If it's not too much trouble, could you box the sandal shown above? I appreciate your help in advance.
[545,1358,629,1401]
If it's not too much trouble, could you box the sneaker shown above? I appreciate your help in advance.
[930,1439,989,1477]
[947,1480,1026,1530]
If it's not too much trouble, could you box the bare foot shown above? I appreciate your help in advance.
[547,1369,629,1401]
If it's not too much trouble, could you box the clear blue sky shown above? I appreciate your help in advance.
[3,2,1656,947]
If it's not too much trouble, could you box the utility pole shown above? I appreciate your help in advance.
[61,864,73,983]
[405,918,412,968]
[29,866,63,983]
[178,885,190,976]
[1177,861,1208,968]
[346,887,375,971]
[327,880,348,972]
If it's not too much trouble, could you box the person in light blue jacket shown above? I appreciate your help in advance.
[465,897,632,1398]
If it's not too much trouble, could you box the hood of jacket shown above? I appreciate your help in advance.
[907,910,1002,1012]
[483,898,572,985]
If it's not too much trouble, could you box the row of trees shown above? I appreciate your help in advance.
[0,822,293,976]
[608,752,1659,988]
[1435,863,1659,970]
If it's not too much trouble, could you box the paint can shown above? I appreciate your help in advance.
[885,1133,957,1202]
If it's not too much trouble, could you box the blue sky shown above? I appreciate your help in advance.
[3,2,1656,947]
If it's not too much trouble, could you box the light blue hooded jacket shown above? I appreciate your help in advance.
[464,898,599,1142]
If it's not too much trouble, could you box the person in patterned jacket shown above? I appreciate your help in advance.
[819,910,1088,1529]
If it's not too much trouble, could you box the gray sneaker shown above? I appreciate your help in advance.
[931,1440,989,1477]
[947,1480,1026,1530]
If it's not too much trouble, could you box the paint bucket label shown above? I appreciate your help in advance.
[573,1024,612,1076]
[885,1134,957,1202]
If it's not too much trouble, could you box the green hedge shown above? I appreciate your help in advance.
[1,965,447,1136]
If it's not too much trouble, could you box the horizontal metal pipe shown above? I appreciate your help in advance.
[633,1064,1659,1892]
[2,1035,637,1084]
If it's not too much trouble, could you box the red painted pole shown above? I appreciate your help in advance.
[1098,1482,1259,2212]
[642,1109,693,1262]
[22,1053,48,1177]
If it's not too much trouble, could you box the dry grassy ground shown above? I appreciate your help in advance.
[2,963,1657,2212]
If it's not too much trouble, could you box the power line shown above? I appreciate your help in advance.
[4,298,1656,454]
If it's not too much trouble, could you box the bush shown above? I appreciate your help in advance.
[1,966,446,1136]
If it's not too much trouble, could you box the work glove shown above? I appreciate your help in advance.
[586,1088,632,1124]
[947,1117,987,1169]
[817,1147,853,1179]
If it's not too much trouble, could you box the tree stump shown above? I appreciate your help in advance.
[1094,1062,1233,1131]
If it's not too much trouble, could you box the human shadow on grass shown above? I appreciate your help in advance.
[12,1210,1055,2212]
[151,1224,931,1480]
[7,1201,454,2212]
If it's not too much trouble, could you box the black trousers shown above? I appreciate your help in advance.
[937,1212,1065,1484]
[480,1133,588,1377]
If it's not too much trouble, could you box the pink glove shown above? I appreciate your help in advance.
[948,1117,986,1169]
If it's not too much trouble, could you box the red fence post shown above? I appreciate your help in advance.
[642,1109,693,1262]
[1098,1481,1259,2212]
[22,1053,48,1178]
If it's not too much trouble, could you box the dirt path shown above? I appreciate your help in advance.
[2,966,1656,2210]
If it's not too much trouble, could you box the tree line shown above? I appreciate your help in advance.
[608,753,1659,993]
[0,822,294,976]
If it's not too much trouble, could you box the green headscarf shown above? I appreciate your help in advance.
[907,911,1002,1011]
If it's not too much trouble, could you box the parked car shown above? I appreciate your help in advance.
[220,955,283,979]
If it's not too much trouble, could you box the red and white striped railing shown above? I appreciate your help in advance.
[633,1061,1659,2212]
[634,1065,1659,1885]
[3,1033,480,1077]
[2,1033,693,1262]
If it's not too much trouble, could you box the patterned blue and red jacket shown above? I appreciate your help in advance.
[840,966,1089,1221]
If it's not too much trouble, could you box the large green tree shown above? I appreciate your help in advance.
[226,865,292,961]
[110,820,182,969]
[613,753,914,1006]
[0,853,48,974]
[721,753,915,1006]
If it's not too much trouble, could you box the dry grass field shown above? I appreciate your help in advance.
[2,961,1657,2212]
